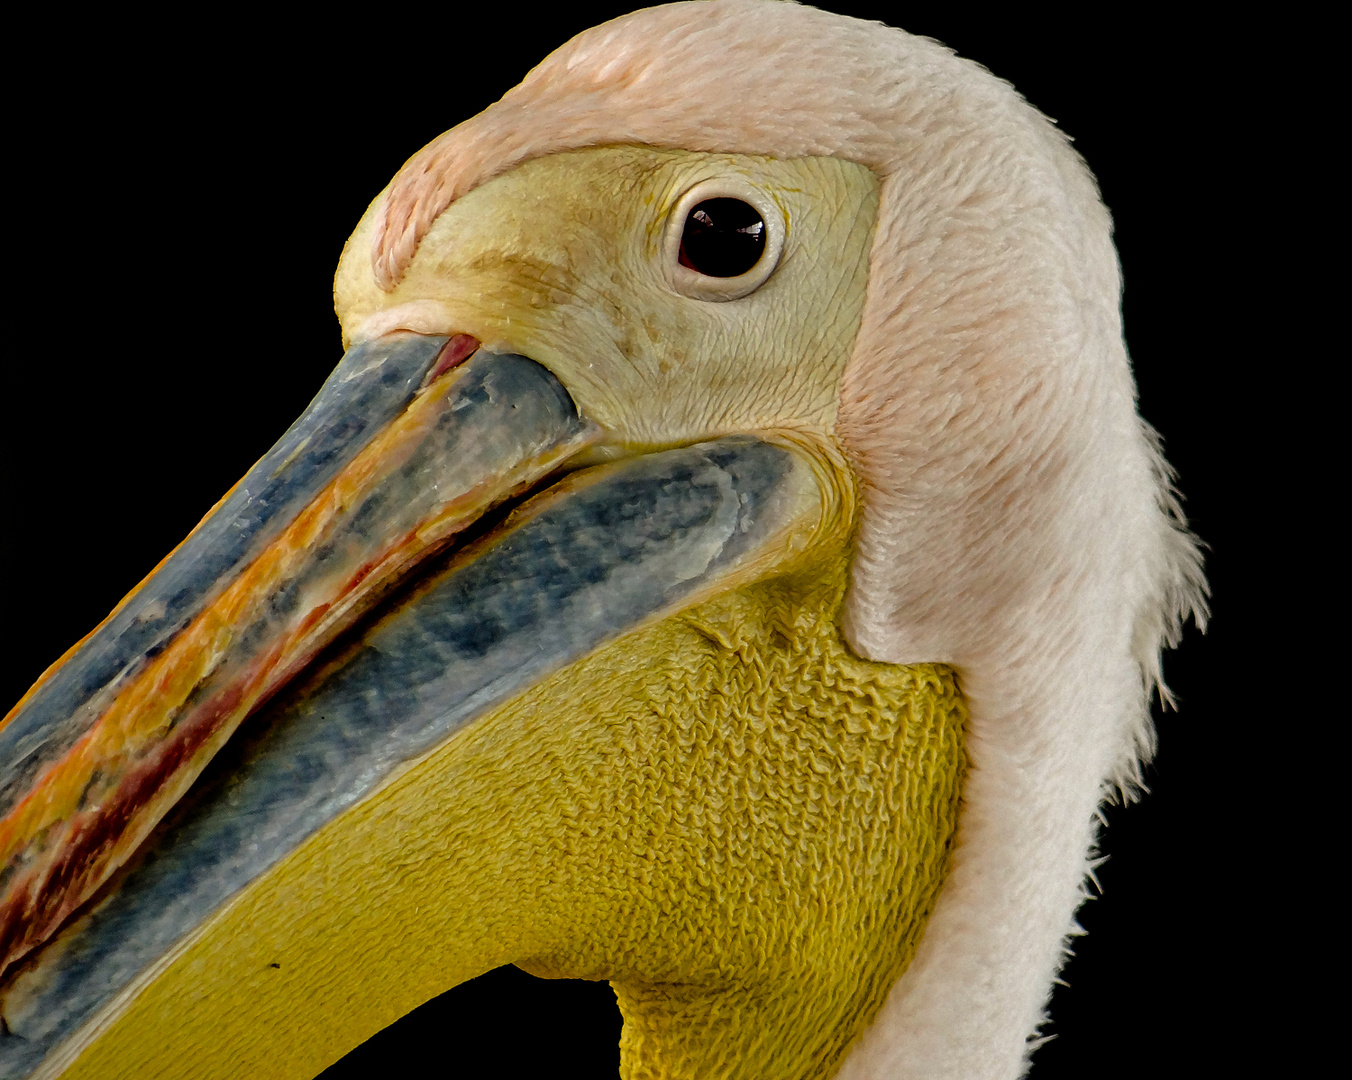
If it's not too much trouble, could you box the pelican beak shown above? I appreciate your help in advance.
[0,136,966,1080]
[0,330,831,1076]
[0,333,593,973]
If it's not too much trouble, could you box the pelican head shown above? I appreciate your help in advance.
[0,3,1204,1079]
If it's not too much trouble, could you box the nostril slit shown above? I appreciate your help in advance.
[424,333,481,387]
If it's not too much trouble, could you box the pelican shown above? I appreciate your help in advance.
[0,2,1205,1078]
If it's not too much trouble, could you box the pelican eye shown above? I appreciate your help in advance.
[679,199,766,277]
[663,177,785,302]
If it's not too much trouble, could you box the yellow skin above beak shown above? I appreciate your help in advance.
[337,148,877,446]
[7,147,968,1080]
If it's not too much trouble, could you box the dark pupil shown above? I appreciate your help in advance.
[678,198,766,278]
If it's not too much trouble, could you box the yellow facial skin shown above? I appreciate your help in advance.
[36,148,970,1079]
[335,147,880,446]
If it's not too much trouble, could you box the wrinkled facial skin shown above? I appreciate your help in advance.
[337,147,880,450]
[2,148,972,1080]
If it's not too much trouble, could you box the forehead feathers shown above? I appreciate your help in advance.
[373,0,1087,291]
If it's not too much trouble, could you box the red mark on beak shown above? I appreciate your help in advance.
[426,334,481,385]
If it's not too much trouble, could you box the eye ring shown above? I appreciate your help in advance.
[662,177,785,302]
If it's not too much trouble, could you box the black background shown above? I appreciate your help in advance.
[4,4,1273,1077]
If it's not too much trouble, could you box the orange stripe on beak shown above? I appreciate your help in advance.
[0,341,594,976]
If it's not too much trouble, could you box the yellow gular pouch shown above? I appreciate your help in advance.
[53,143,964,1080]
[60,542,966,1080]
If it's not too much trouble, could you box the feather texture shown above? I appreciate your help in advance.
[358,3,1207,1074]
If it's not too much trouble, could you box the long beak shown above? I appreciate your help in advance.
[0,334,830,1077]
[0,334,595,975]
